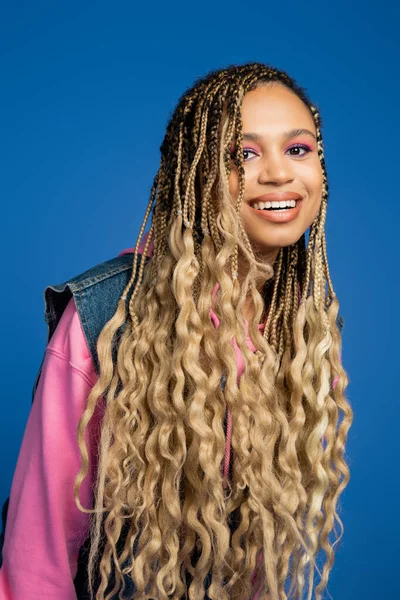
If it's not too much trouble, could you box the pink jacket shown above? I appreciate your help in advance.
[0,233,339,599]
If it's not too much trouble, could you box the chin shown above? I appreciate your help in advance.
[251,228,305,251]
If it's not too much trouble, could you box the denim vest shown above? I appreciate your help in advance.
[0,249,343,598]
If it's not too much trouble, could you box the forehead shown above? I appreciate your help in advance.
[240,84,316,135]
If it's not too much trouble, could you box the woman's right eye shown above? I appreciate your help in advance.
[231,148,258,161]
[242,149,258,161]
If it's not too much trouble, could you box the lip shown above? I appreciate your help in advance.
[249,191,303,205]
[247,192,304,224]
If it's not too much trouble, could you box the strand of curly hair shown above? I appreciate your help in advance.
[73,61,353,600]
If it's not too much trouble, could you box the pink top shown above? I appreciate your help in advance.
[0,231,339,599]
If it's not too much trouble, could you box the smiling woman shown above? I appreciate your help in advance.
[226,83,326,322]
[0,62,352,600]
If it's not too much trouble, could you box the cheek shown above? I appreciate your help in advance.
[305,164,323,196]
[228,169,239,198]
[310,161,323,189]
[308,197,323,225]
[229,165,254,200]
[301,160,323,190]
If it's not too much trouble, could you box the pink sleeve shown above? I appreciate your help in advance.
[0,297,103,600]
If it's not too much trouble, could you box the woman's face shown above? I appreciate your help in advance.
[228,83,323,265]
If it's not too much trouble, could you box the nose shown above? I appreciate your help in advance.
[258,152,294,185]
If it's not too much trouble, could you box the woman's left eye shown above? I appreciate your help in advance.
[286,144,312,156]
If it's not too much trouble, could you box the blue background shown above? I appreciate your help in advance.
[1,1,398,597]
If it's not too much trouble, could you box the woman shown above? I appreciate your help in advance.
[0,62,352,600]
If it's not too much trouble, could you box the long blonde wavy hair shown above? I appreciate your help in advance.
[74,62,352,600]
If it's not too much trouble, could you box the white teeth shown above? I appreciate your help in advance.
[251,199,297,210]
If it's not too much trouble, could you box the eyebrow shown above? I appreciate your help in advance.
[242,128,317,142]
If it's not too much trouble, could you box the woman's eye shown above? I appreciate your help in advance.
[242,148,258,161]
[231,144,312,162]
[286,144,312,157]
[230,147,258,162]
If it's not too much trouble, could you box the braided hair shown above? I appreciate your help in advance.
[74,62,352,600]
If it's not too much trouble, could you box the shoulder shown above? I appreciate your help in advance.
[46,295,97,384]
[45,252,151,302]
[43,251,151,378]
[60,253,141,290]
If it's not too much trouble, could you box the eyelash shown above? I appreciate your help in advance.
[234,144,313,161]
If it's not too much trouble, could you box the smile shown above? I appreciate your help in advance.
[247,198,303,223]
